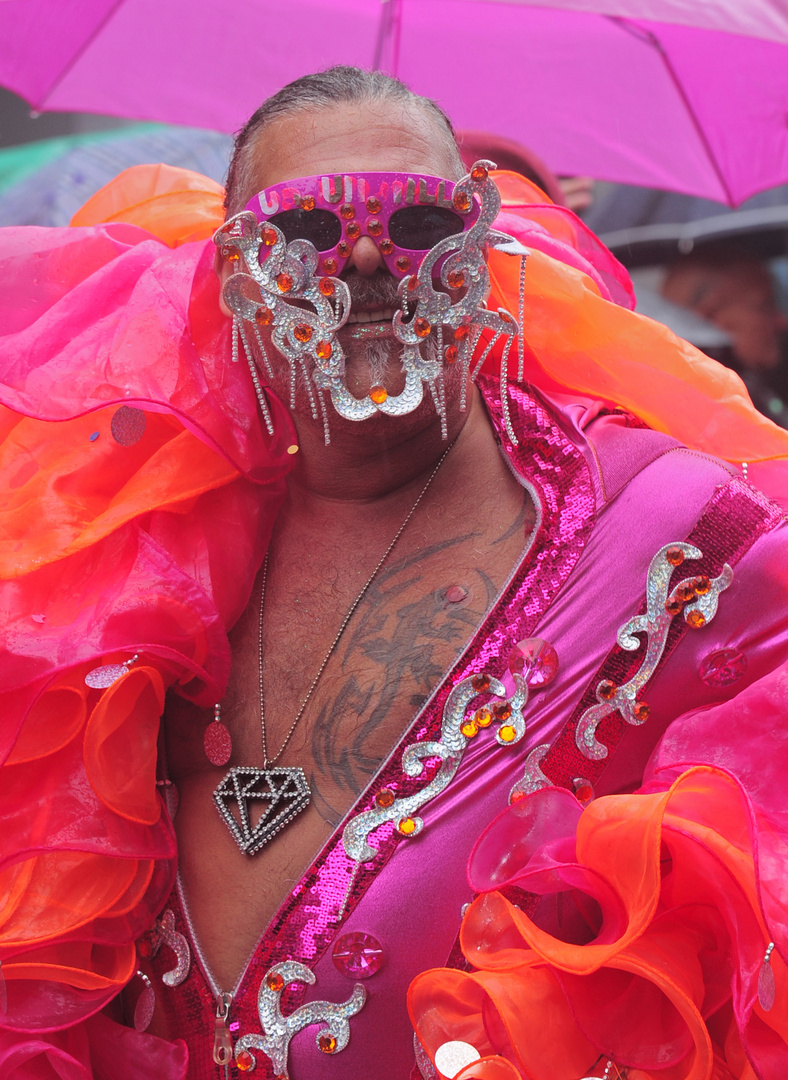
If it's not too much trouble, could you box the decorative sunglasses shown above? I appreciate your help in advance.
[241,169,484,279]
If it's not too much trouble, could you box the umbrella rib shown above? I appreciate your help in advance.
[373,0,395,70]
[35,0,128,111]
[608,16,735,206]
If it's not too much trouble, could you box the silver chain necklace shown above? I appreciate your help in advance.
[212,439,457,855]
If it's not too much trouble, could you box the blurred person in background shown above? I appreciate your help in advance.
[662,247,788,426]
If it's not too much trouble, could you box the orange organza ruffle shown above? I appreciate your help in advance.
[409,767,788,1079]
[70,163,225,246]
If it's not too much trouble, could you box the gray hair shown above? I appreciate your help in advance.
[224,66,465,216]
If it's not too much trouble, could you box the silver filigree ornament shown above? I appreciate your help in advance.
[234,960,366,1079]
[342,671,528,867]
[395,161,529,441]
[575,542,733,761]
[214,162,529,445]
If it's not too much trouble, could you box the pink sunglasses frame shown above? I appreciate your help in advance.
[242,169,483,279]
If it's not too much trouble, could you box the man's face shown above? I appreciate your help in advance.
[663,260,788,372]
[232,100,467,411]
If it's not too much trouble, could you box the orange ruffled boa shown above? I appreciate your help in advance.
[1,165,787,1074]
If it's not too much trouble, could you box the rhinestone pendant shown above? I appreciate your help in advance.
[213,766,311,855]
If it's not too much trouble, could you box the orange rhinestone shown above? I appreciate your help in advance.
[266,971,284,992]
[346,221,361,240]
[694,575,711,595]
[375,788,395,808]
[300,195,315,211]
[414,317,431,338]
[221,245,239,262]
[475,708,493,728]
[319,276,336,297]
[339,203,355,220]
[454,324,471,340]
[665,597,683,615]
[407,275,420,292]
[687,609,707,629]
[453,190,471,212]
[397,817,417,836]
[447,270,465,289]
[492,702,512,721]
[366,196,382,214]
[666,546,685,566]
[676,581,696,603]
[367,219,383,236]
[337,241,351,258]
[499,724,516,743]
[460,718,479,738]
[574,782,594,803]
[276,272,293,292]
[472,673,490,693]
[379,237,394,255]
[510,790,527,803]
[255,306,274,327]
[318,1034,338,1054]
[396,255,411,272]
[369,385,388,404]
[322,257,338,274]
[294,323,313,343]
[261,226,278,246]
[236,1051,255,1072]
[471,164,489,182]
[315,340,333,360]
[598,679,617,700]
[633,701,651,722]
[444,345,458,363]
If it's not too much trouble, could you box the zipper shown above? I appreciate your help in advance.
[213,990,234,1067]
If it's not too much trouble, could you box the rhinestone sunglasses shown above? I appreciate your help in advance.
[242,169,485,279]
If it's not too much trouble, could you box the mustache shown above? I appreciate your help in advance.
[342,269,400,309]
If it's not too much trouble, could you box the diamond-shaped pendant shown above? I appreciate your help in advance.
[213,766,311,855]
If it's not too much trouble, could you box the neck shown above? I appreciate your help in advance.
[283,382,488,505]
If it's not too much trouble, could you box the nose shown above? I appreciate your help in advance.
[346,236,384,277]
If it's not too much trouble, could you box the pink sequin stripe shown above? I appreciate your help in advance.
[216,379,597,1016]
[542,477,783,793]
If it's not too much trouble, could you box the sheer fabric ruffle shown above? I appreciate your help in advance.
[409,663,788,1079]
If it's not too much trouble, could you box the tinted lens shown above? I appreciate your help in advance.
[268,208,342,251]
[389,206,465,250]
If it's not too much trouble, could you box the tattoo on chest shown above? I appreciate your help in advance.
[308,523,520,823]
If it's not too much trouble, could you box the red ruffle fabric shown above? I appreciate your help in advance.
[409,664,788,1079]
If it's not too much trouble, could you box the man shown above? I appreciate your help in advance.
[1,67,788,1080]
[661,248,788,428]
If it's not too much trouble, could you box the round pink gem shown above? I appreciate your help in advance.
[698,647,747,688]
[507,638,559,688]
[332,932,384,979]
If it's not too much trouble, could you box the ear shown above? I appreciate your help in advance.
[214,249,235,319]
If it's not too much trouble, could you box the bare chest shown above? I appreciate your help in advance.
[163,472,534,992]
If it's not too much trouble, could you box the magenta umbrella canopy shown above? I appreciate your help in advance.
[1,0,788,205]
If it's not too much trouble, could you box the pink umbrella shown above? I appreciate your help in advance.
[1,0,787,204]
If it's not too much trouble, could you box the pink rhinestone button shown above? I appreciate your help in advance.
[507,637,559,688]
[332,932,384,979]
[698,647,747,688]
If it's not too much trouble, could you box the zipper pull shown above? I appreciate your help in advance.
[213,991,234,1066]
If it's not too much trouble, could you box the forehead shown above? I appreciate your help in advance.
[249,100,461,191]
